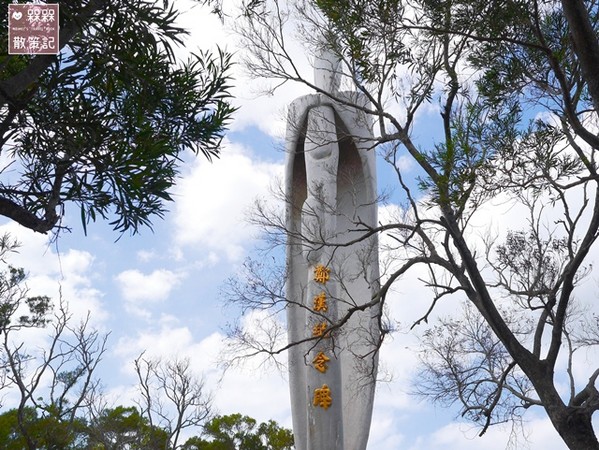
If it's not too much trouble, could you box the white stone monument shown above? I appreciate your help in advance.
[285,48,380,450]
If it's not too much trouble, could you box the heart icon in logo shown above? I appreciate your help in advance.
[12,11,23,21]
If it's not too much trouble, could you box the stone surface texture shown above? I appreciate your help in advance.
[285,49,380,450]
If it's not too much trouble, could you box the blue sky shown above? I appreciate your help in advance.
[3,1,595,448]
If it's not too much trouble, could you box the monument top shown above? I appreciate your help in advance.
[314,46,341,93]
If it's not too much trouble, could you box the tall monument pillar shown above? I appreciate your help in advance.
[285,48,380,450]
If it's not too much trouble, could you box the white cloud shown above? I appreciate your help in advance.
[0,222,108,325]
[115,269,184,310]
[172,0,236,65]
[231,79,311,138]
[171,0,312,139]
[368,414,406,450]
[136,249,157,263]
[171,141,283,261]
[404,415,568,450]
[395,154,415,172]
[114,322,197,364]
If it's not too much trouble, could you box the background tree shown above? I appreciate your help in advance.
[2,302,107,450]
[0,407,294,450]
[0,233,107,449]
[134,353,212,450]
[0,407,293,450]
[84,405,170,450]
[0,406,88,449]
[0,0,234,236]
[223,0,599,448]
[182,413,294,450]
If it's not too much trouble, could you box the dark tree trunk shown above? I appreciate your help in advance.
[560,0,599,114]
[552,409,599,450]
[525,372,599,450]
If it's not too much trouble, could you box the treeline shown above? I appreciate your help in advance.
[0,409,294,450]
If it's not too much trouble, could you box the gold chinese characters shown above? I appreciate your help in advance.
[312,322,328,338]
[312,351,330,373]
[311,264,333,411]
[313,264,331,284]
[313,384,332,410]
[313,292,328,312]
